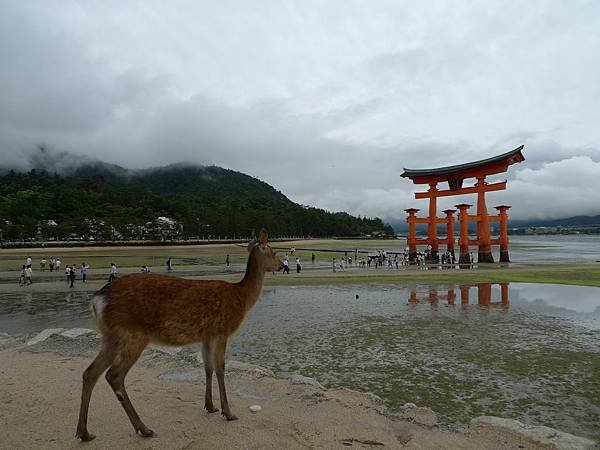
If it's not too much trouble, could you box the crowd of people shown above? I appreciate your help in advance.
[17,255,115,287]
[16,246,474,287]
[19,255,93,287]
[330,247,472,272]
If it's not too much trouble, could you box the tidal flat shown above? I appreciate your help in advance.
[229,283,600,441]
[2,282,598,440]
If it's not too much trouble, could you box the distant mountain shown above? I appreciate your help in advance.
[0,159,394,240]
[509,215,600,228]
[389,214,600,234]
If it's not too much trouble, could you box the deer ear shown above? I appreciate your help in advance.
[258,228,268,247]
[247,239,257,253]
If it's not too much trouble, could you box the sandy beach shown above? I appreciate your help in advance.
[0,330,596,450]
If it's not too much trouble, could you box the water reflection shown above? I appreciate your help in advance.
[408,282,510,308]
[0,291,93,335]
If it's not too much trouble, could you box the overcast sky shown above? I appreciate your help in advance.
[1,1,599,222]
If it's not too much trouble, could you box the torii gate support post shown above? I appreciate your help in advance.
[442,209,457,260]
[455,204,472,266]
[405,208,419,263]
[495,205,511,262]
[476,177,494,263]
[427,183,439,261]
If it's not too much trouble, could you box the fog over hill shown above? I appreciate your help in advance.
[1,3,600,223]
[0,148,394,240]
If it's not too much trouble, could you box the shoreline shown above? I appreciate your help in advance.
[1,262,599,293]
[0,329,595,449]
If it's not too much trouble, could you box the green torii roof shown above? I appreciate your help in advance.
[401,145,525,179]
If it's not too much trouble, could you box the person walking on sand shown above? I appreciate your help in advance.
[81,262,89,283]
[40,257,46,272]
[311,253,315,264]
[25,266,33,285]
[166,257,173,271]
[19,265,26,286]
[295,256,301,273]
[65,265,71,284]
[332,257,337,272]
[108,263,117,282]
[69,265,76,288]
[49,257,55,272]
[55,258,61,271]
[282,257,290,274]
[26,256,32,269]
[225,254,230,267]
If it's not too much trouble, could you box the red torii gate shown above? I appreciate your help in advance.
[401,145,525,264]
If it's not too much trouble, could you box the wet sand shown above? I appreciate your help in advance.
[1,332,593,450]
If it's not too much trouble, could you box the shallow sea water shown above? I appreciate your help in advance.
[1,282,599,440]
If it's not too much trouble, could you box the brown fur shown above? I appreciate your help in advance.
[76,229,282,441]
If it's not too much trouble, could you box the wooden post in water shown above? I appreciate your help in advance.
[495,206,511,263]
[456,204,472,266]
[427,183,439,262]
[443,209,457,260]
[476,177,494,263]
[405,208,419,263]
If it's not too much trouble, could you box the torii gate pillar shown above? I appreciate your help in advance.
[455,203,472,266]
[405,208,420,263]
[476,177,494,263]
[495,205,511,262]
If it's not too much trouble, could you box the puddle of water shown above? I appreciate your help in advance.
[0,291,93,335]
[0,282,598,440]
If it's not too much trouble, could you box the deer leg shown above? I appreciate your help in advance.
[76,342,117,441]
[212,336,237,421]
[202,341,218,413]
[105,339,155,437]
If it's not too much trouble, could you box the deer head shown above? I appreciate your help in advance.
[248,229,283,273]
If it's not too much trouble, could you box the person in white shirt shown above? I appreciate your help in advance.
[108,263,118,282]
[25,266,33,285]
[282,258,290,274]
[81,263,89,283]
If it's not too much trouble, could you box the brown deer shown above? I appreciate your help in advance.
[76,229,283,441]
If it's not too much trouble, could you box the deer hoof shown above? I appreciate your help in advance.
[224,413,239,421]
[138,428,156,438]
[205,405,219,413]
[76,431,96,442]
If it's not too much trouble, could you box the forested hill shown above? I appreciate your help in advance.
[0,163,394,241]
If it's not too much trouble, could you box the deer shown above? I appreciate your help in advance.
[76,229,283,441]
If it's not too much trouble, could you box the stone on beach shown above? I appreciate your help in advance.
[469,416,597,450]
[26,328,65,346]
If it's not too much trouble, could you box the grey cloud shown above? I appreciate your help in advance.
[0,1,599,224]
